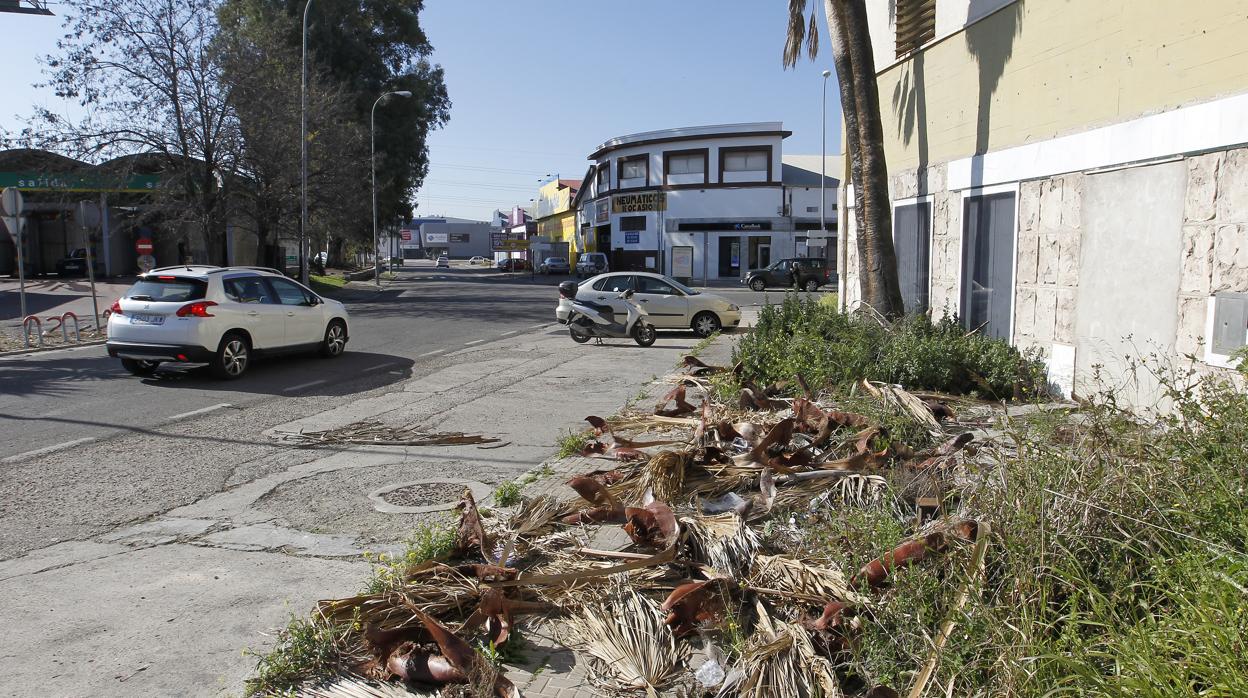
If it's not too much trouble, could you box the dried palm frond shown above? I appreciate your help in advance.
[773,471,888,510]
[505,494,560,538]
[317,564,482,630]
[749,554,868,606]
[637,450,691,503]
[562,584,688,697]
[683,513,760,577]
[729,619,842,698]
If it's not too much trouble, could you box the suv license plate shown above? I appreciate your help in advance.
[130,313,164,325]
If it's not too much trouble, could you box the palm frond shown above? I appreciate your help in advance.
[562,585,688,695]
[783,0,808,68]
[806,7,820,60]
[749,554,869,605]
[684,513,761,577]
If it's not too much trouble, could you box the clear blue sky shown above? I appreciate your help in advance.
[0,0,844,221]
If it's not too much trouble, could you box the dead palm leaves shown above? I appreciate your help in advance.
[563,586,688,697]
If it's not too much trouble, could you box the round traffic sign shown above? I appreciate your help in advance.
[136,237,154,254]
[137,254,156,272]
[1,187,23,216]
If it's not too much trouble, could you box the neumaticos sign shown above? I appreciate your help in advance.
[612,192,666,213]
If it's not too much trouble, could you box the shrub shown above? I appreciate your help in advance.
[733,295,1043,399]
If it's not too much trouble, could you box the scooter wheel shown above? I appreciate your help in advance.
[632,322,657,347]
[570,326,591,344]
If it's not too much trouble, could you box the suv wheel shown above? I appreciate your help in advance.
[749,278,766,292]
[320,320,347,358]
[692,311,722,338]
[121,358,160,377]
[803,278,820,292]
[211,332,250,380]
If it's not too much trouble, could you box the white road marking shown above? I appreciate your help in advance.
[499,330,518,337]
[1,437,98,465]
[364,362,401,372]
[530,323,547,330]
[166,403,234,422]
[463,339,486,346]
[283,379,328,393]
[417,349,447,358]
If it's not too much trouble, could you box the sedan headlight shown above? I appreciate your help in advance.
[728,303,740,311]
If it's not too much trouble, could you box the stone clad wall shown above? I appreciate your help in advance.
[1014,175,1084,354]
[1179,149,1248,358]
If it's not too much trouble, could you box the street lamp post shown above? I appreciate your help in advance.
[371,90,412,288]
[300,0,313,284]
[820,69,832,243]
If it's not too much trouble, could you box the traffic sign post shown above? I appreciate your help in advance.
[1,187,28,323]
[77,200,103,334]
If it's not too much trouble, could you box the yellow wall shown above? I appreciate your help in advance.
[877,0,1248,171]
[536,210,579,255]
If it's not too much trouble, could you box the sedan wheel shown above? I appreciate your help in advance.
[692,311,722,338]
[749,278,765,292]
[321,320,347,358]
[804,279,820,292]
[212,333,250,380]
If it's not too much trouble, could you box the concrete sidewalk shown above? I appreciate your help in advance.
[0,312,751,697]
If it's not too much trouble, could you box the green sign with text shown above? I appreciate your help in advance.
[0,171,161,193]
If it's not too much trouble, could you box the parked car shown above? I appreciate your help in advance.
[468,256,488,265]
[388,256,404,267]
[55,248,104,277]
[105,265,349,380]
[539,257,570,275]
[744,257,833,292]
[574,252,609,278]
[556,272,740,338]
[436,256,450,268]
[497,258,529,272]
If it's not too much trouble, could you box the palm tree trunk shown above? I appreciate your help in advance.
[823,0,905,319]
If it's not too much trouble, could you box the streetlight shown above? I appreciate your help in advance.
[372,90,412,288]
[821,69,832,244]
[300,0,313,284]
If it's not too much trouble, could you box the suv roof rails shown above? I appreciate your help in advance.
[234,266,287,275]
[147,265,221,274]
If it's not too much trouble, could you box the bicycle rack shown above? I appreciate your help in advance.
[60,312,81,343]
[21,315,43,348]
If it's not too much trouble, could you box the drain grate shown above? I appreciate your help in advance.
[368,478,493,515]
[381,482,463,508]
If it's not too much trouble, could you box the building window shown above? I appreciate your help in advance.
[722,150,768,172]
[895,0,936,59]
[620,215,646,232]
[668,154,703,175]
[663,148,708,186]
[596,165,609,191]
[618,155,648,187]
[960,192,1016,340]
[893,201,931,314]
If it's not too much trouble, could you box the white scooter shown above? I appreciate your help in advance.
[563,286,657,347]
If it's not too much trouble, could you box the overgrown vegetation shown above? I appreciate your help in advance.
[362,519,457,595]
[493,481,522,507]
[790,366,1248,695]
[556,429,591,458]
[733,295,1044,399]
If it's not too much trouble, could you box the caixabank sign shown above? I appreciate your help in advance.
[611,191,667,213]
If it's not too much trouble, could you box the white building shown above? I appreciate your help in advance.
[575,123,839,284]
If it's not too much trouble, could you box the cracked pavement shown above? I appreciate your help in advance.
[0,263,761,696]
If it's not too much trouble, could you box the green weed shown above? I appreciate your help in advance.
[361,519,456,595]
[243,611,356,696]
[493,480,522,507]
[556,429,591,458]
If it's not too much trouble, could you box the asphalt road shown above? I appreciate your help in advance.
[0,262,794,463]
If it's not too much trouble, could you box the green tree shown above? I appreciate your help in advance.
[785,0,905,320]
[221,0,450,264]
[216,0,370,264]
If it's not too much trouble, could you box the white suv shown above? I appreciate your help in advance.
[106,266,350,379]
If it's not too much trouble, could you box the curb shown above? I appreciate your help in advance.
[0,338,107,359]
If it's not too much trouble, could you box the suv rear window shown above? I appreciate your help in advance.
[126,276,207,302]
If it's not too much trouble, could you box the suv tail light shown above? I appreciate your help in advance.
[824,267,831,281]
[109,299,123,316]
[176,300,218,318]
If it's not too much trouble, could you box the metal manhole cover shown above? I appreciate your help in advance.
[382,482,463,508]
[367,479,492,515]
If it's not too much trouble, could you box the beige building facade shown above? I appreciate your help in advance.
[843,0,1248,403]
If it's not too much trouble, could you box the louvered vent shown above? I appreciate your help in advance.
[896,0,936,59]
